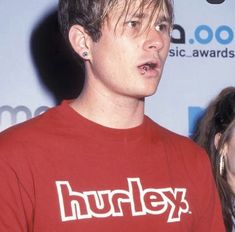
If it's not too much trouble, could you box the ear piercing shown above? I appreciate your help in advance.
[82,51,88,57]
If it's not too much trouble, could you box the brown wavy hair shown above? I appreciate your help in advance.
[193,86,235,231]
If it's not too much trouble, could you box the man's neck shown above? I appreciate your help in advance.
[70,85,145,129]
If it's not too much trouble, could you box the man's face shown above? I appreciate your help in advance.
[87,0,171,100]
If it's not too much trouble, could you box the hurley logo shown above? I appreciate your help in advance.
[56,178,190,223]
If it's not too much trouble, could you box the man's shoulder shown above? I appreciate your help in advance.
[0,105,63,165]
[146,116,192,142]
[147,117,212,186]
[0,105,59,145]
[146,116,206,157]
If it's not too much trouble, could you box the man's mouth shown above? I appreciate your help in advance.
[138,62,159,75]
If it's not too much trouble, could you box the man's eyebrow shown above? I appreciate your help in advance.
[156,15,171,23]
[128,12,170,24]
[128,12,146,19]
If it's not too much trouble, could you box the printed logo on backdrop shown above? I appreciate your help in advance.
[207,0,225,4]
[0,105,49,131]
[170,24,234,58]
[170,1,234,59]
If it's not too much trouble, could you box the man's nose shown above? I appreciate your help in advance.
[143,30,164,52]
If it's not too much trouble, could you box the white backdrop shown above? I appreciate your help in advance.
[0,0,234,136]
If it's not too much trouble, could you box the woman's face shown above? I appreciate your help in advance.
[224,127,235,187]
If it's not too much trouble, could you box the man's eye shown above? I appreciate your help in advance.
[127,21,140,28]
[155,23,171,35]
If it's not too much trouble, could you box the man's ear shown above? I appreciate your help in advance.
[68,25,91,59]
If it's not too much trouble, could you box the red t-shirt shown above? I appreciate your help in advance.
[0,101,225,231]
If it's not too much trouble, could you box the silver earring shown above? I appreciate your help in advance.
[219,155,225,176]
[82,51,88,57]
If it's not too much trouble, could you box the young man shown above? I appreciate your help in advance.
[0,0,225,231]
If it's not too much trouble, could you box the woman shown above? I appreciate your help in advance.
[193,86,235,231]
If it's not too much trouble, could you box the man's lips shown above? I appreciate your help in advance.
[137,60,161,75]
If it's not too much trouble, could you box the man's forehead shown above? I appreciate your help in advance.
[109,0,169,20]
